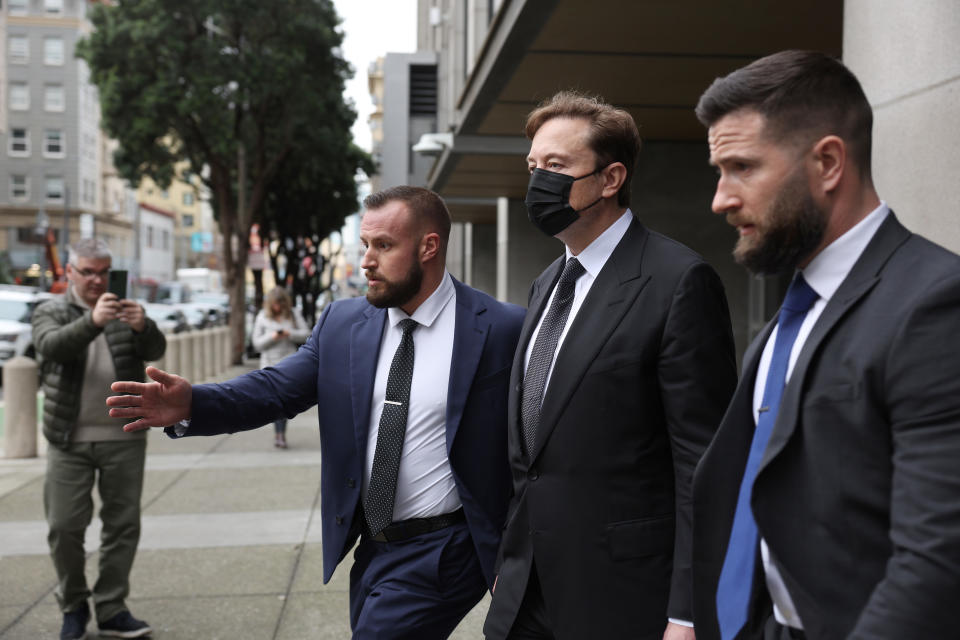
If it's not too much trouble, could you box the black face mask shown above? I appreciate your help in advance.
[524,168,603,237]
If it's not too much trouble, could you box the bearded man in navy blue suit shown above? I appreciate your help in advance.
[109,186,525,639]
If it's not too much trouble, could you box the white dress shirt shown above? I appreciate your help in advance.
[523,209,633,388]
[362,271,460,521]
[753,202,890,628]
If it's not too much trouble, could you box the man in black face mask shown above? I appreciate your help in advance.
[484,91,737,640]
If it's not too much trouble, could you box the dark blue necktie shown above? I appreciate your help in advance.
[716,273,819,640]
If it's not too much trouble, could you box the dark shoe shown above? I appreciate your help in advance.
[60,603,90,640]
[98,611,152,638]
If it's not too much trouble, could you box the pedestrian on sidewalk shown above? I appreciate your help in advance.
[32,238,164,640]
[108,187,525,639]
[251,286,310,448]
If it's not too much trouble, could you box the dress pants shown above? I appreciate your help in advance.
[44,439,146,622]
[349,521,486,639]
[504,561,554,640]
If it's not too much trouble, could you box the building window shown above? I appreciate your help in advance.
[44,38,64,66]
[161,189,169,199]
[45,176,65,202]
[146,226,154,248]
[9,36,30,64]
[183,192,195,206]
[11,175,30,201]
[182,214,195,227]
[44,85,65,111]
[45,0,64,14]
[162,230,170,250]
[44,130,65,157]
[9,83,30,111]
[8,128,30,156]
[9,0,29,15]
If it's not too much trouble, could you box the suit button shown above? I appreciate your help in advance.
[335,516,343,525]
[347,478,356,488]
[528,468,539,481]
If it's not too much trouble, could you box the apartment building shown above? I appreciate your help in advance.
[2,0,134,283]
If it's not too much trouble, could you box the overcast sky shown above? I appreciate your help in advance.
[333,0,418,152]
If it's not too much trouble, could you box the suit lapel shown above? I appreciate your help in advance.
[531,218,652,461]
[350,306,387,459]
[446,280,489,454]
[759,213,911,472]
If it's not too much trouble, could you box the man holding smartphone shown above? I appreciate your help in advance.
[32,238,165,640]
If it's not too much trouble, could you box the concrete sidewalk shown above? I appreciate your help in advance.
[0,363,488,639]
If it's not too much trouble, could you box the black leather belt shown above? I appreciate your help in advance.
[369,508,465,543]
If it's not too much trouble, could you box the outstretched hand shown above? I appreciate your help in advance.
[107,366,192,431]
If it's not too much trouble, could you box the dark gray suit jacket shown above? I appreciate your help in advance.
[692,213,960,639]
[486,216,737,639]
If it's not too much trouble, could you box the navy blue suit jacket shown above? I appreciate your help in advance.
[172,279,525,587]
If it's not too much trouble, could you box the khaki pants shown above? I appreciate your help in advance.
[44,439,146,622]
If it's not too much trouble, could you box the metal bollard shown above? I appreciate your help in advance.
[4,357,38,458]
[148,339,166,373]
[221,326,231,371]
[211,327,222,377]
[165,333,182,377]
[179,331,193,383]
[202,328,214,381]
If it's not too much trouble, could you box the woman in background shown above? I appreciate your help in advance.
[251,287,310,448]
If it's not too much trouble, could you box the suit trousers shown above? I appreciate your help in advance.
[44,439,146,621]
[349,521,486,639]
[504,561,554,639]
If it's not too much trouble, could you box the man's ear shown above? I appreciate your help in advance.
[420,232,441,263]
[600,162,627,200]
[811,135,845,194]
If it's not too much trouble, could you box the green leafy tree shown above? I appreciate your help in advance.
[78,0,372,363]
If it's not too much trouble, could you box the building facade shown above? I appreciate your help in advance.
[2,0,133,284]
[399,0,960,359]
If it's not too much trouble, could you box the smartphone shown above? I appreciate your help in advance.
[108,270,128,299]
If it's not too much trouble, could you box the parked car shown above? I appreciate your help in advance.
[142,302,190,335]
[0,286,59,383]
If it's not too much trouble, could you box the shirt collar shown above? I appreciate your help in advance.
[564,209,633,278]
[67,285,91,310]
[801,201,890,302]
[387,270,455,329]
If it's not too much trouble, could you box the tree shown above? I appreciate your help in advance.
[78,0,372,363]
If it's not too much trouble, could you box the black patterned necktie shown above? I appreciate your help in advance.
[521,257,586,456]
[364,318,419,536]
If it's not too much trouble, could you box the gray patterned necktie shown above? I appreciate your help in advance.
[521,258,586,456]
[364,318,419,536]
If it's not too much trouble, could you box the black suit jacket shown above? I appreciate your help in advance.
[692,213,960,639]
[485,216,737,639]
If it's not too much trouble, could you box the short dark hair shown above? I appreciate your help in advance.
[695,50,873,176]
[525,90,641,207]
[363,186,452,245]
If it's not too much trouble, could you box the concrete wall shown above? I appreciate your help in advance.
[632,141,752,357]
[467,221,497,297]
[379,51,439,190]
[844,0,960,254]
[496,197,563,305]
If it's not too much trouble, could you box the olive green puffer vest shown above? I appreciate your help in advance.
[31,297,166,448]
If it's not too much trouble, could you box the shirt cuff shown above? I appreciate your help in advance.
[173,418,191,436]
[668,618,694,628]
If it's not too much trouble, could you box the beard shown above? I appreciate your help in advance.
[733,169,827,275]
[365,254,423,309]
